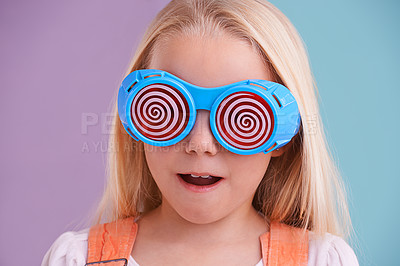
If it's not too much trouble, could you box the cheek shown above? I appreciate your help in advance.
[228,154,271,185]
[144,145,173,176]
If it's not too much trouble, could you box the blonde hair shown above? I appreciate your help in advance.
[93,0,354,240]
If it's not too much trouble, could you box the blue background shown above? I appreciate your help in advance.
[268,0,399,265]
[1,0,398,265]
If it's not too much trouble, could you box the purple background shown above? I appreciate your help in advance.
[0,0,169,265]
[1,0,399,265]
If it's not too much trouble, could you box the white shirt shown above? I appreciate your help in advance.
[41,228,359,266]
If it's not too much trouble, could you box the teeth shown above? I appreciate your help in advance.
[190,174,212,179]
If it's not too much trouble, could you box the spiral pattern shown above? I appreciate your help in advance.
[131,83,190,142]
[216,91,274,150]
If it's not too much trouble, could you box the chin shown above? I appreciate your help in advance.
[177,206,224,225]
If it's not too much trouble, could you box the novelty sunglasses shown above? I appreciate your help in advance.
[118,69,301,155]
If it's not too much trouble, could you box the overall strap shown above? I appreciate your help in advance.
[86,217,138,266]
[259,221,309,266]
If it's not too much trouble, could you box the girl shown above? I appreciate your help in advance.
[42,0,359,265]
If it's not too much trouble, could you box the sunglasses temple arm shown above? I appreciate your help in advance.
[262,139,290,154]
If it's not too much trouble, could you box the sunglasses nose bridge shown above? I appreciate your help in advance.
[188,85,224,110]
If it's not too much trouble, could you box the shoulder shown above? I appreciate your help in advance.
[308,231,359,266]
[41,228,89,266]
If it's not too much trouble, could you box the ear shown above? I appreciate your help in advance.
[270,144,289,157]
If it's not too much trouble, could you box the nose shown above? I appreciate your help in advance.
[184,110,220,156]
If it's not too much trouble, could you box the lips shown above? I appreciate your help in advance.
[178,173,223,186]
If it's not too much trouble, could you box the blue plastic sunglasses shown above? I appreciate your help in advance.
[118,69,301,155]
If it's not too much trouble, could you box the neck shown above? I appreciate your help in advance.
[140,197,269,246]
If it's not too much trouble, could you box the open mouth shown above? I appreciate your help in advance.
[178,173,223,186]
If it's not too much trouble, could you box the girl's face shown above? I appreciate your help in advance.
[145,33,281,224]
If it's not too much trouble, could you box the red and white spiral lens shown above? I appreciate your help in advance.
[131,83,190,142]
[216,91,274,150]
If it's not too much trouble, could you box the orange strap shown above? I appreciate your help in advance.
[86,218,308,266]
[260,221,308,266]
[86,217,138,266]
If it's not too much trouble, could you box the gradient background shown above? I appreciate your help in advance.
[1,0,399,265]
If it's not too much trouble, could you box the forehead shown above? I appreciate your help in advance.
[148,34,273,88]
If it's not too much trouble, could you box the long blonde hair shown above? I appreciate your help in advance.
[93,0,354,240]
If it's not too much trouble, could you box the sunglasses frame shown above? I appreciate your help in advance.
[118,69,301,155]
